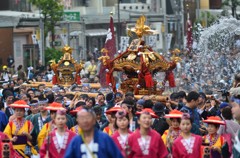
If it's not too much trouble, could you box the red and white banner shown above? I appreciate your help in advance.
[99,15,116,87]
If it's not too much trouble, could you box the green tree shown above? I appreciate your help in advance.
[222,0,240,18]
[44,47,62,64]
[30,0,64,47]
[199,11,217,27]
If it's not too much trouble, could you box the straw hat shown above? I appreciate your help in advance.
[70,106,83,114]
[10,100,30,109]
[136,108,158,118]
[164,109,183,118]
[105,106,122,114]
[203,116,225,125]
[44,102,66,111]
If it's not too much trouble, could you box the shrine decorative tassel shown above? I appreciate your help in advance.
[106,72,111,85]
[144,72,154,88]
[166,71,176,87]
[52,75,57,84]
[76,75,81,84]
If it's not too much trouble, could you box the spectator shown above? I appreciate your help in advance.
[16,65,26,81]
[0,102,8,131]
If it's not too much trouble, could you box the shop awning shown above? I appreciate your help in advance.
[85,29,108,36]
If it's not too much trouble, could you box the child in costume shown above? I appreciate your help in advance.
[70,107,83,134]
[3,100,38,157]
[128,108,168,158]
[112,109,132,157]
[37,102,66,149]
[202,116,226,158]
[172,113,202,158]
[39,110,76,158]
[103,106,122,136]
[162,109,183,152]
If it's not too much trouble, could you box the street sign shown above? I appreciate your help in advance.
[54,41,62,46]
[63,11,80,22]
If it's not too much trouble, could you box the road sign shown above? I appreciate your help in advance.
[63,11,80,22]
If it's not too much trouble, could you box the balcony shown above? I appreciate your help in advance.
[9,0,31,12]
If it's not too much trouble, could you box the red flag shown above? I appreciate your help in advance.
[99,15,116,87]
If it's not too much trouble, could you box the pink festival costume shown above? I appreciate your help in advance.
[112,130,132,157]
[127,128,168,158]
[39,129,76,158]
[172,134,202,158]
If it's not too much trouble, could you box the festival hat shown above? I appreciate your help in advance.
[135,108,158,118]
[115,109,128,118]
[28,100,38,107]
[44,102,66,111]
[10,100,30,108]
[164,109,183,118]
[203,116,225,125]
[70,106,83,114]
[105,106,122,114]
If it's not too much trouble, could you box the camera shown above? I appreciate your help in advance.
[217,89,230,97]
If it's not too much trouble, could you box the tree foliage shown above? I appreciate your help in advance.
[30,0,64,46]
[44,47,62,64]
[222,0,240,18]
[198,11,217,27]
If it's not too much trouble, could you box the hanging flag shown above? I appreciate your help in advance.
[104,15,116,59]
[120,36,130,52]
[186,13,193,54]
[99,14,116,87]
[15,0,20,4]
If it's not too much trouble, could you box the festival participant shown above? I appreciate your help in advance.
[93,106,106,130]
[121,99,138,132]
[103,106,122,135]
[202,116,226,158]
[37,102,66,149]
[152,102,169,136]
[230,94,240,158]
[30,95,51,147]
[112,109,132,157]
[3,100,38,157]
[85,97,95,108]
[172,113,202,158]
[115,92,123,104]
[70,107,83,134]
[128,108,168,158]
[0,102,8,132]
[64,108,123,158]
[162,109,182,152]
[136,99,144,112]
[180,91,201,135]
[40,110,76,158]
[95,93,107,121]
[3,90,14,119]
[25,100,39,120]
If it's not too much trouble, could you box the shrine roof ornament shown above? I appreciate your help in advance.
[127,15,158,38]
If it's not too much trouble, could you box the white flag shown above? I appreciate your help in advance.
[120,36,130,52]
[167,33,173,49]
[31,34,38,44]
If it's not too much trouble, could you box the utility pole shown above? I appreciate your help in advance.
[162,0,168,53]
[117,0,121,51]
[181,0,184,50]
[196,0,200,20]
[39,12,45,66]
[67,21,70,46]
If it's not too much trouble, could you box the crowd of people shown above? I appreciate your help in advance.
[0,62,240,158]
